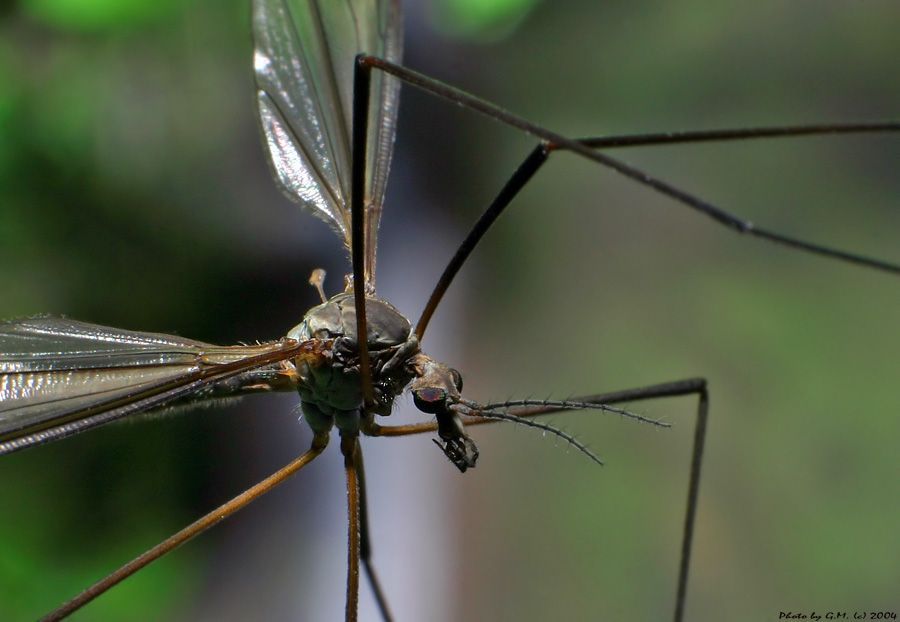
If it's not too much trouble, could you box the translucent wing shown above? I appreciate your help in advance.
[253,0,403,285]
[0,317,309,455]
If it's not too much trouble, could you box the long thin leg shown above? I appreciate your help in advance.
[350,58,390,622]
[578,121,900,149]
[351,54,374,407]
[356,444,394,621]
[341,435,362,622]
[507,379,710,622]
[358,56,900,290]
[366,378,708,622]
[674,384,708,622]
[415,144,548,339]
[412,122,899,337]
[367,378,705,437]
[42,434,329,622]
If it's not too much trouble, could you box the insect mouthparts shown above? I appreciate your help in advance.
[432,435,480,473]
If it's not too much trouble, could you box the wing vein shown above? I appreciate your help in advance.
[262,89,344,211]
[307,0,353,190]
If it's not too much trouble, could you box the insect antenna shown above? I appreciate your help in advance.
[451,403,605,467]
[368,379,709,622]
[478,398,670,428]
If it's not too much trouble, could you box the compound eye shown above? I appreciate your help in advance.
[450,369,463,392]
[413,387,447,415]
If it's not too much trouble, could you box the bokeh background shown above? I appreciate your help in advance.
[1,0,898,620]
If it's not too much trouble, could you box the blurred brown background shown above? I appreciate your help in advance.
[1,0,898,620]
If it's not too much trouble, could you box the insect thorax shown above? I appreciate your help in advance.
[287,292,419,434]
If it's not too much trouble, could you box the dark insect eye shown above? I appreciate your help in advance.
[450,369,463,392]
[413,387,447,414]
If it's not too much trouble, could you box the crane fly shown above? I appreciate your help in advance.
[1,1,898,620]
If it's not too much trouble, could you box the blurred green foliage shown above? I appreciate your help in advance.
[434,0,539,40]
[22,0,181,32]
[0,1,259,619]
